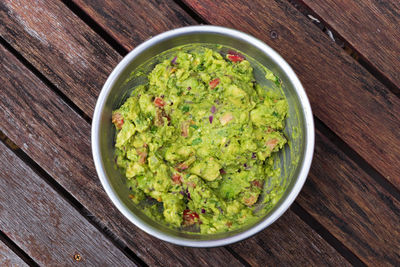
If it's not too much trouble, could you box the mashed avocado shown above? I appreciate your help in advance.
[112,47,288,234]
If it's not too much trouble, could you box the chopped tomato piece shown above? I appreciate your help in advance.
[154,97,166,107]
[266,138,279,150]
[209,78,220,89]
[227,54,245,62]
[183,209,200,226]
[172,173,182,184]
[111,112,124,130]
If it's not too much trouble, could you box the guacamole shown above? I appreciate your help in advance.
[112,47,288,234]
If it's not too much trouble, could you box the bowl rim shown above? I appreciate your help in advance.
[92,25,314,247]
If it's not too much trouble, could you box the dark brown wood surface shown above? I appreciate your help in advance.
[71,0,196,51]
[0,241,28,267]
[0,142,134,265]
[182,0,400,195]
[299,0,400,90]
[1,0,400,265]
[231,211,350,266]
[300,130,400,265]
[0,0,121,116]
[0,30,350,266]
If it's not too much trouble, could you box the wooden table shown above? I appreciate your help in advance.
[1,0,399,266]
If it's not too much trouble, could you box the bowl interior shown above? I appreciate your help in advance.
[95,29,309,243]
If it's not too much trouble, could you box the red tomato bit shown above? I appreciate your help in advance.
[172,173,182,184]
[227,54,245,63]
[154,97,166,107]
[183,209,200,226]
[209,78,220,89]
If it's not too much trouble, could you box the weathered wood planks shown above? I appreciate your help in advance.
[299,130,400,265]
[0,241,28,267]
[299,0,400,90]
[71,0,197,51]
[0,142,136,266]
[230,211,350,266]
[182,0,400,193]
[0,0,121,115]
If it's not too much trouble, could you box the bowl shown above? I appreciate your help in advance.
[92,25,314,247]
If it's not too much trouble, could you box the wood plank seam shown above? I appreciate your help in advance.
[172,0,208,24]
[287,0,400,96]
[61,0,128,56]
[0,129,147,267]
[314,117,400,203]
[290,203,366,266]
[224,247,252,267]
[0,36,91,124]
[0,229,39,267]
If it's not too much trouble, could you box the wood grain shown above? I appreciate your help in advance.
[0,21,352,267]
[299,0,400,90]
[0,0,121,115]
[0,34,243,267]
[230,211,350,266]
[182,0,400,191]
[71,0,196,51]
[0,241,28,267]
[0,143,135,266]
[297,130,400,265]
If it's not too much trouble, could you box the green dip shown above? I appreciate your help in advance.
[112,47,288,234]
